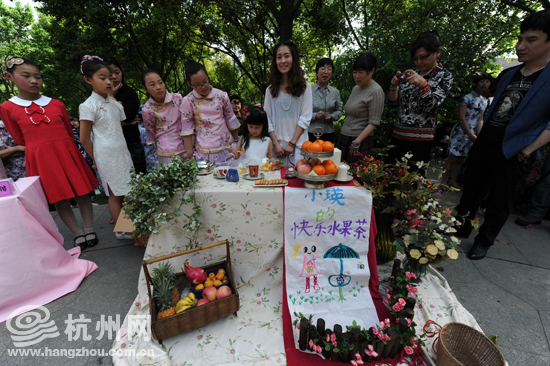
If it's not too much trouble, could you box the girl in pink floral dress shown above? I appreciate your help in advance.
[180,61,240,166]
[141,69,186,163]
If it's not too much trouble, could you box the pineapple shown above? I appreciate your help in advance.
[154,276,177,319]
[151,262,177,319]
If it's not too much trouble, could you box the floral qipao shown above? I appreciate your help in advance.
[449,91,488,157]
[180,88,240,155]
[142,92,185,163]
[0,96,98,203]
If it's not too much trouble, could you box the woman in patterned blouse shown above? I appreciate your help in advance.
[387,30,453,170]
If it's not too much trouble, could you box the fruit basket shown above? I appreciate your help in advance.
[143,239,240,343]
[294,127,337,188]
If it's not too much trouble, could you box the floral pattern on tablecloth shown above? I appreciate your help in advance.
[112,173,488,366]
[112,172,288,366]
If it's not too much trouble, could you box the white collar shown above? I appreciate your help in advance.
[91,92,111,103]
[9,95,52,107]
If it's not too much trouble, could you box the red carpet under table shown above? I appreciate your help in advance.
[281,168,393,365]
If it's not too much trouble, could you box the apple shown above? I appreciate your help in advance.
[203,286,217,301]
[295,159,309,169]
[297,164,312,174]
[216,285,232,299]
[196,299,210,306]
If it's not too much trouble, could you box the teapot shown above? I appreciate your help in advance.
[196,158,217,174]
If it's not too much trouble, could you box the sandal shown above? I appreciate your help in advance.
[85,232,99,248]
[74,235,87,250]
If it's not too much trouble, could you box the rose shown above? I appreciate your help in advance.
[409,249,421,259]
[447,249,459,259]
[426,244,438,256]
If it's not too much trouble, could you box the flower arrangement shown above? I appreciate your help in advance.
[123,157,202,246]
[353,152,462,275]
[293,267,426,364]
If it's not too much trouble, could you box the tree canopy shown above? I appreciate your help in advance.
[1,0,548,125]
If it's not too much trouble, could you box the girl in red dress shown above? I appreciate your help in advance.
[0,57,99,250]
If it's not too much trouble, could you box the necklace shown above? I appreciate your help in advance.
[519,58,550,87]
[281,93,292,111]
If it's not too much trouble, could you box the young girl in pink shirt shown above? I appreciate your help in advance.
[180,61,240,165]
[141,69,186,163]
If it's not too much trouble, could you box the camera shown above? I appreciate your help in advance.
[399,71,412,82]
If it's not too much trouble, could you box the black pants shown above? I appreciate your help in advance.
[126,141,147,174]
[455,146,533,247]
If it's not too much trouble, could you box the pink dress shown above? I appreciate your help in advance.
[142,92,186,163]
[180,88,240,166]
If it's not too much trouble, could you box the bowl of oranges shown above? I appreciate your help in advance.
[300,139,335,158]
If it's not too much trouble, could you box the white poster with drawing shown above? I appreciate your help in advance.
[284,185,379,349]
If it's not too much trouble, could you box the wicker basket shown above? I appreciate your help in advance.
[143,240,240,343]
[437,322,505,366]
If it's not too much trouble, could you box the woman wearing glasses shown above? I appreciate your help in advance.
[180,61,240,165]
[387,30,453,169]
[309,58,342,143]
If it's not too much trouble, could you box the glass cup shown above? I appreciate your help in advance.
[248,160,260,178]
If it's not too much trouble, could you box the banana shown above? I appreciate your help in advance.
[176,304,192,314]
[187,292,195,301]
[181,297,195,306]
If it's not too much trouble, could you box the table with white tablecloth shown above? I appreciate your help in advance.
[111,172,483,366]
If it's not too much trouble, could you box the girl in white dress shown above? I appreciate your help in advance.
[264,40,312,165]
[76,55,134,239]
[229,106,276,163]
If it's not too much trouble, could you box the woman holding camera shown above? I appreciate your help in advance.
[387,30,453,169]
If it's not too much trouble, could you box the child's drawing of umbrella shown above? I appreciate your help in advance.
[323,243,360,302]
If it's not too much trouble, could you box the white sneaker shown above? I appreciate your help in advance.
[115,232,133,240]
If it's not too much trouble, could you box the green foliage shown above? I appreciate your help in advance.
[123,157,202,246]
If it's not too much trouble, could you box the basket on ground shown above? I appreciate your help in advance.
[437,322,505,366]
[143,240,240,343]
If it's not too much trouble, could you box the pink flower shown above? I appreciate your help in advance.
[316,345,322,354]
[269,244,273,248]
[121,343,126,349]
[357,361,364,365]
[406,285,418,294]
[230,349,236,354]
[135,302,140,307]
[355,353,362,360]
[392,303,404,312]
[257,301,261,305]
[309,339,314,348]
[332,341,337,347]
[210,237,215,242]
[237,248,242,252]
[197,335,203,340]
[326,334,330,342]
[296,323,300,330]
[236,239,241,244]
[406,318,412,327]
[257,293,261,297]
[404,346,414,355]
[257,344,261,348]
[207,229,212,234]
[331,333,336,342]
[351,361,358,366]
[246,211,251,216]
[399,298,406,306]
[212,204,217,208]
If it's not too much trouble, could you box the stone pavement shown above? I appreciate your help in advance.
[1,190,549,365]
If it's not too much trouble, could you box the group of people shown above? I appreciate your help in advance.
[1,9,550,260]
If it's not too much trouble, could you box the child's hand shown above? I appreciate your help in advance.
[269,158,278,164]
[227,147,238,159]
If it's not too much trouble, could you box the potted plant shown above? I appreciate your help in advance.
[123,157,202,247]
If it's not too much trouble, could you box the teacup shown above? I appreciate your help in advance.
[214,166,230,178]
[225,168,240,182]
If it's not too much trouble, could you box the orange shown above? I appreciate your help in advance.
[325,165,338,175]
[308,142,323,152]
[301,141,312,151]
[316,139,324,145]
[322,141,334,152]
[312,165,326,175]
[322,159,336,167]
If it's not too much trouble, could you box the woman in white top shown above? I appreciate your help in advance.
[264,40,312,165]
